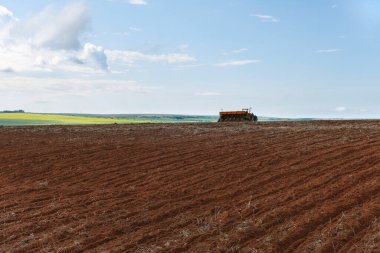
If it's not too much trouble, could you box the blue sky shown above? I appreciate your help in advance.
[1,0,380,117]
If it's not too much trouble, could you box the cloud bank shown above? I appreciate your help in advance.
[0,76,152,97]
[0,3,195,74]
[0,3,103,72]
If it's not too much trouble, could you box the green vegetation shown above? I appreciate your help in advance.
[0,113,148,126]
[0,113,220,126]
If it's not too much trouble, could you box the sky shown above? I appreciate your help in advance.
[1,0,380,117]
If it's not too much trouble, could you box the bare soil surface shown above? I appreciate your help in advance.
[1,121,380,253]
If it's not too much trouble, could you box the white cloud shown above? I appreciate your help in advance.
[0,42,109,73]
[0,76,152,96]
[0,4,196,73]
[0,5,17,41]
[317,49,344,53]
[128,0,147,5]
[231,48,248,54]
[0,0,197,104]
[179,43,189,51]
[0,5,14,19]
[335,106,347,112]
[107,50,196,64]
[82,43,109,71]
[0,3,106,73]
[251,14,278,22]
[215,60,260,67]
[0,67,14,73]
[129,27,142,32]
[110,31,129,37]
[195,92,221,96]
[25,3,90,50]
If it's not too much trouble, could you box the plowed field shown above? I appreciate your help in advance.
[1,121,380,253]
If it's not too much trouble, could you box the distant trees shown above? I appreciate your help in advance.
[1,110,25,113]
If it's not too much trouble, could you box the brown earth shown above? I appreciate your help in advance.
[1,121,380,253]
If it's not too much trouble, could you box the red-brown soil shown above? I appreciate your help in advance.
[1,121,380,253]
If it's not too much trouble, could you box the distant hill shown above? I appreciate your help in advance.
[61,113,219,123]
[258,116,318,121]
[61,114,317,122]
[0,112,319,126]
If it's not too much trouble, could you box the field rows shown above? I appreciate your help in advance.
[1,121,380,252]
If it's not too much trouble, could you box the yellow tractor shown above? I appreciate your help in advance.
[218,108,258,122]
